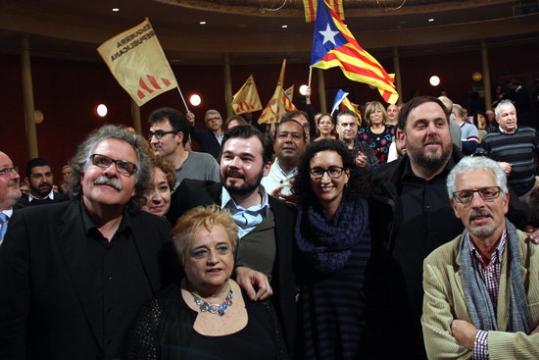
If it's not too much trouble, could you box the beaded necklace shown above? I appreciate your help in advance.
[191,289,234,316]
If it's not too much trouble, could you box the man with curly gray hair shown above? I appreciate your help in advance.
[0,125,172,360]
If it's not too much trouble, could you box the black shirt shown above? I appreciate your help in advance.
[391,160,463,358]
[81,204,153,359]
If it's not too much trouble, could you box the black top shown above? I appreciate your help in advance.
[80,204,153,358]
[126,284,288,360]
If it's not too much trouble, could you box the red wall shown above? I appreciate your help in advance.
[1,40,538,182]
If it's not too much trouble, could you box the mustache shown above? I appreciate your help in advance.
[94,175,122,191]
[225,168,245,179]
[469,209,492,221]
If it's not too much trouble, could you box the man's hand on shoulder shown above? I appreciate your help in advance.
[235,266,273,301]
[525,225,539,244]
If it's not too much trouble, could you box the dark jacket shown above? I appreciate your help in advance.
[189,127,221,159]
[167,179,297,354]
[0,199,172,360]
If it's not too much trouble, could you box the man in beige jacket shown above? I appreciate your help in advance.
[421,156,539,359]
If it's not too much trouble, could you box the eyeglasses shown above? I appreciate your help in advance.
[0,166,18,177]
[90,154,137,176]
[309,166,345,179]
[148,130,177,140]
[452,186,501,205]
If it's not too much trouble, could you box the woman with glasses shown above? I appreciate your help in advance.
[292,139,372,360]
[127,206,288,359]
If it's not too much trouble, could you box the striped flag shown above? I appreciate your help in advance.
[97,18,178,106]
[331,89,362,124]
[310,0,399,104]
[259,59,287,125]
[231,75,263,115]
[303,0,344,22]
[283,85,298,112]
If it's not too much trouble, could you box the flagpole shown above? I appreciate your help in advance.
[176,85,190,113]
[307,66,313,88]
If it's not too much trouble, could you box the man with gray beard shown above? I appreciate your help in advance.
[0,125,172,360]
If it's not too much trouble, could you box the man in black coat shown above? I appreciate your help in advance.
[16,157,68,208]
[168,125,297,354]
[0,125,172,360]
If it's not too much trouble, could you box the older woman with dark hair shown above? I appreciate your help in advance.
[142,157,176,217]
[292,139,371,360]
[127,205,288,360]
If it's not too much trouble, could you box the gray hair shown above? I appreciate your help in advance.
[494,100,516,118]
[70,125,152,203]
[446,156,508,200]
[204,109,222,121]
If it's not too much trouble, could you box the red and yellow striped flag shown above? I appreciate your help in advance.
[310,0,399,104]
[231,75,263,115]
[303,0,344,22]
[283,85,297,112]
[259,59,288,125]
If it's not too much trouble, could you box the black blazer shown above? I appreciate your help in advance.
[167,179,297,353]
[0,199,172,360]
[189,127,221,159]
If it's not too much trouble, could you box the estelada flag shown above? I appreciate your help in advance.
[310,0,399,104]
[283,85,298,112]
[303,0,344,22]
[330,89,362,125]
[259,59,288,125]
[97,18,177,106]
[231,75,263,115]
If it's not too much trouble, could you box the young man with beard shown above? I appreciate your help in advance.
[422,156,539,359]
[167,125,297,354]
[368,96,465,359]
[16,157,68,208]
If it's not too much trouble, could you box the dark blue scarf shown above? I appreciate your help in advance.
[295,197,369,273]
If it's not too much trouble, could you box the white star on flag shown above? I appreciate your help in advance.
[319,23,339,46]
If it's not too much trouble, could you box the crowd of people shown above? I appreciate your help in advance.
[1,90,539,360]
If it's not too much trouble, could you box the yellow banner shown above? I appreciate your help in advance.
[97,18,177,106]
[283,85,297,112]
[259,59,287,125]
[231,75,263,115]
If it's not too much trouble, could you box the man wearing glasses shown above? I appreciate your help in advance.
[0,126,172,360]
[422,156,539,359]
[0,151,21,245]
[148,107,219,190]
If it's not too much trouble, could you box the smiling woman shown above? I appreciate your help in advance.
[126,205,288,360]
[292,139,372,359]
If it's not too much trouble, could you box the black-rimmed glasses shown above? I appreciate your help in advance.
[148,130,177,141]
[309,166,345,179]
[452,186,501,205]
[90,154,137,176]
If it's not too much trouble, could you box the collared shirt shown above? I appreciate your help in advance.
[470,231,507,360]
[27,190,55,202]
[0,208,13,246]
[221,186,269,239]
[260,158,297,196]
[80,203,152,359]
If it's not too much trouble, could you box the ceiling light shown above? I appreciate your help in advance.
[199,21,206,25]
[282,25,288,29]
[428,18,435,23]
[112,8,120,12]
[299,84,309,96]
[429,75,440,87]
[189,94,202,107]
[96,104,108,117]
